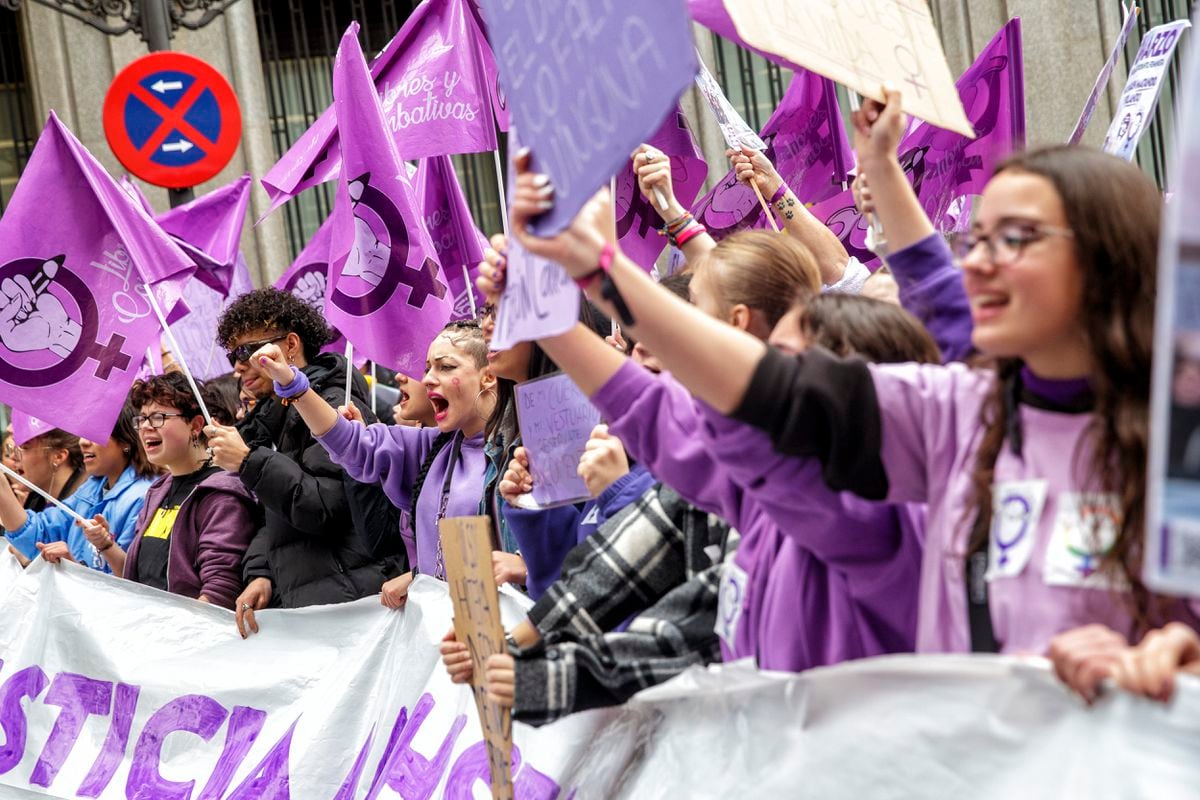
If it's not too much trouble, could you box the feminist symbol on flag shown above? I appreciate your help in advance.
[0,257,132,387]
[330,172,447,317]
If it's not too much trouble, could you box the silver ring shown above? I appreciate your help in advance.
[645,153,656,164]
[242,603,251,611]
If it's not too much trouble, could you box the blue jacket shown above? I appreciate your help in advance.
[503,463,655,599]
[7,466,153,572]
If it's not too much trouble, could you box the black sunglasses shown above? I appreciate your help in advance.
[226,335,288,368]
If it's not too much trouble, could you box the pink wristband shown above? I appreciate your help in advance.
[575,242,616,290]
[675,224,707,247]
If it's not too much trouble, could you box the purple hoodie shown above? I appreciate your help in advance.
[124,471,258,610]
[316,417,487,578]
[887,232,974,363]
[591,361,922,671]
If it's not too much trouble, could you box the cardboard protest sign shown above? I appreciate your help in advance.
[1102,19,1190,160]
[477,0,699,234]
[1146,39,1200,597]
[439,516,514,800]
[724,0,973,138]
[514,373,601,508]
[1068,4,1140,145]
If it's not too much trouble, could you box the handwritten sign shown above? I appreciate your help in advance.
[694,57,766,150]
[439,516,514,800]
[514,373,601,508]
[490,233,579,351]
[1068,4,1140,145]
[1102,19,1190,160]
[725,0,973,138]
[477,0,699,234]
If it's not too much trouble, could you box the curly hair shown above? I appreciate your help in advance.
[130,373,206,442]
[216,288,332,361]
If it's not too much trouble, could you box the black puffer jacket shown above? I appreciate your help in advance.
[237,352,403,607]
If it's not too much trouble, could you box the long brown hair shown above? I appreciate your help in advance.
[964,146,1163,629]
[799,294,941,365]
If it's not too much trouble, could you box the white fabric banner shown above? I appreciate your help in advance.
[2,551,1199,798]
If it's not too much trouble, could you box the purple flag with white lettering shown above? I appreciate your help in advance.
[326,24,452,377]
[261,0,503,215]
[0,114,194,443]
[156,174,251,296]
[478,0,699,234]
[274,218,353,360]
[693,69,851,239]
[810,19,1025,268]
[415,155,488,319]
[614,107,708,271]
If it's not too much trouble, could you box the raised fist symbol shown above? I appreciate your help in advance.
[292,270,327,308]
[345,178,388,289]
[0,260,82,359]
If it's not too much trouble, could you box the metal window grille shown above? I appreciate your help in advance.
[0,9,35,215]
[254,0,502,261]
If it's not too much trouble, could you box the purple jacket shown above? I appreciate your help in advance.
[124,471,258,609]
[591,361,921,671]
[888,233,974,363]
[316,417,487,577]
[503,463,656,599]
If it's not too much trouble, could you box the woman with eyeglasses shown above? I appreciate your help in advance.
[78,373,257,607]
[502,87,1200,666]
[1,400,156,572]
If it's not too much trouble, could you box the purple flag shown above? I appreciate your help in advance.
[478,0,699,234]
[11,410,51,447]
[118,176,156,216]
[614,107,708,271]
[273,219,354,359]
[261,0,503,214]
[165,255,256,380]
[693,69,851,239]
[415,155,488,319]
[326,24,453,378]
[688,0,808,73]
[0,113,194,444]
[156,174,252,296]
[811,19,1025,267]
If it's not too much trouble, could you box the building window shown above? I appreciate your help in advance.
[0,9,36,215]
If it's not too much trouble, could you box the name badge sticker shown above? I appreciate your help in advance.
[987,479,1049,580]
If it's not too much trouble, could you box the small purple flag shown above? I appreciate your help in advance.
[326,24,453,378]
[693,69,851,239]
[415,155,488,319]
[0,113,194,444]
[478,0,699,234]
[261,0,503,215]
[11,410,51,447]
[166,255,255,380]
[614,107,708,271]
[156,174,252,296]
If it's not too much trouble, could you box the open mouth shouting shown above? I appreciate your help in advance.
[427,392,449,423]
[140,431,164,458]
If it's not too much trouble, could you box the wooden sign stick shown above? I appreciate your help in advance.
[752,182,781,232]
[439,516,514,800]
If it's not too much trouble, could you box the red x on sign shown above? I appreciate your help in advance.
[103,52,241,189]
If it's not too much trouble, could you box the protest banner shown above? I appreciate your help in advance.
[1102,19,1191,161]
[1,552,1199,798]
[488,234,578,352]
[1146,34,1200,597]
[724,0,973,138]
[694,58,766,151]
[1068,4,1140,145]
[0,113,193,444]
[693,69,851,239]
[155,174,252,295]
[439,516,514,800]
[514,373,601,508]
[414,156,489,319]
[325,24,453,379]
[477,0,698,234]
[261,0,504,214]
[614,107,708,271]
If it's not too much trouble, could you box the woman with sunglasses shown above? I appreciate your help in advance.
[502,87,1200,662]
[1,400,156,572]
[69,373,257,607]
[209,289,403,636]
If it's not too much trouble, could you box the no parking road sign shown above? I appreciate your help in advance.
[103,52,241,189]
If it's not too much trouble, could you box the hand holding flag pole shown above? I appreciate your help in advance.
[143,282,214,427]
[0,463,87,525]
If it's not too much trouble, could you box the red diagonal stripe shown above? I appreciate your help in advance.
[130,80,219,158]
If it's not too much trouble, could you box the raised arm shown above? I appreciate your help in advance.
[632,144,715,264]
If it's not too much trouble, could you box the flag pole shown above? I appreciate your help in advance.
[492,148,510,238]
[752,182,781,232]
[143,284,214,427]
[344,342,354,408]
[0,463,87,525]
[370,361,377,416]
